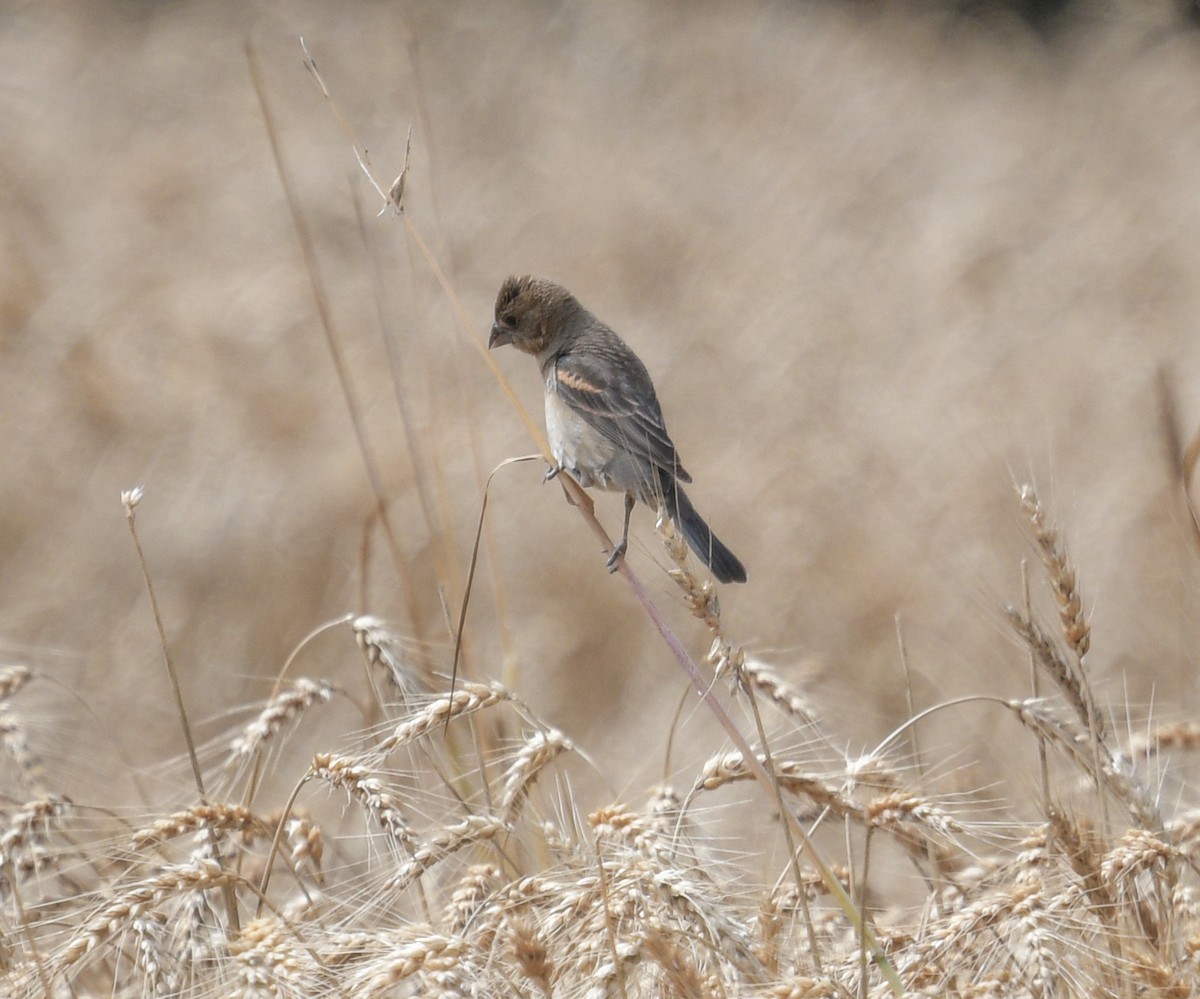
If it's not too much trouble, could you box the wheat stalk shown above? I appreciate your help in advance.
[228,678,338,763]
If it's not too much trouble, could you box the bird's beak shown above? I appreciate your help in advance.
[488,323,513,349]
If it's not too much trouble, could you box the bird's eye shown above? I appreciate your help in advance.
[502,313,517,328]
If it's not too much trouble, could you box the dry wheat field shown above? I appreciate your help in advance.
[3,1,1200,995]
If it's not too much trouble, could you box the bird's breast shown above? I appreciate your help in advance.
[544,375,620,491]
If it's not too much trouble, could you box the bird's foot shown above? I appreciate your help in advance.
[606,539,628,573]
[543,464,562,484]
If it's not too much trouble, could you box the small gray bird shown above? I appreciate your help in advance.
[488,275,746,584]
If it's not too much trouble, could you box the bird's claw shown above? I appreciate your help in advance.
[543,464,562,484]
[606,540,627,573]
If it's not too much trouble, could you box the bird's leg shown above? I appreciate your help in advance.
[546,462,581,507]
[607,493,635,572]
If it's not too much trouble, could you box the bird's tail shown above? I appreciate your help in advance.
[661,479,747,584]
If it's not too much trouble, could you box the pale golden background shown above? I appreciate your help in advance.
[3,0,1199,804]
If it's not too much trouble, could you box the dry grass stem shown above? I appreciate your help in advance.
[1018,484,1092,661]
[1004,609,1105,744]
[376,680,514,752]
[60,858,236,966]
[383,815,508,893]
[500,728,572,823]
[353,614,433,700]
[308,753,417,848]
[228,678,338,763]
[739,659,821,728]
[129,803,265,851]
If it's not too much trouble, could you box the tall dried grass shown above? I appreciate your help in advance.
[0,479,1198,997]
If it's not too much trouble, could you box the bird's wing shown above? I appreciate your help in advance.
[552,345,691,482]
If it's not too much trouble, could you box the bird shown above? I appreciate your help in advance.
[488,275,747,584]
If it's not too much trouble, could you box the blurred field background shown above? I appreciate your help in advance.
[2,0,1200,813]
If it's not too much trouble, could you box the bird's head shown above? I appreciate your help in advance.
[489,275,580,356]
